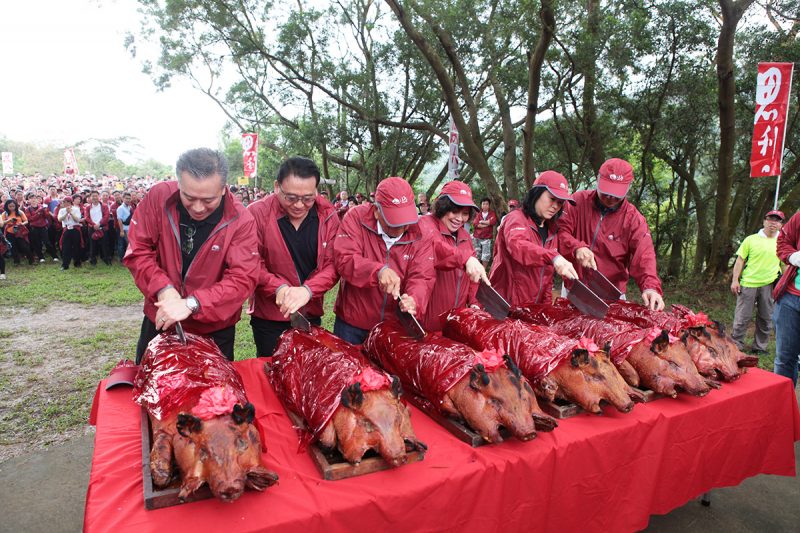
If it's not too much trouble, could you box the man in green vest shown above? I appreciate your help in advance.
[730,210,785,354]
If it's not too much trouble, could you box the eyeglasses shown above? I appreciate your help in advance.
[279,185,316,206]
[181,224,196,255]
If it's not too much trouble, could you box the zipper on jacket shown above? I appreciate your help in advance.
[452,233,463,307]
[590,213,606,251]
[379,246,391,321]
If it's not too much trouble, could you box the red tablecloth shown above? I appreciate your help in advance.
[85,361,799,533]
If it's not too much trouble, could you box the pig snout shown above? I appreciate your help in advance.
[551,350,634,414]
[211,478,246,503]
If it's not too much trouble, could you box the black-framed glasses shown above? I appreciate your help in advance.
[181,224,196,255]
[279,185,316,206]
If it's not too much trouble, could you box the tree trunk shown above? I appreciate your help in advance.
[667,175,688,279]
[521,0,555,186]
[490,74,520,202]
[581,0,605,175]
[707,0,755,277]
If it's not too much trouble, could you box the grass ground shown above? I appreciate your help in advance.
[0,261,778,460]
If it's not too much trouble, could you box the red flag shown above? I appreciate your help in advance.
[241,133,258,178]
[750,62,794,177]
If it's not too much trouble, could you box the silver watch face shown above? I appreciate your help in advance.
[187,297,198,312]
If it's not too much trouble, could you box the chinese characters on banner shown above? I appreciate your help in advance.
[447,116,459,180]
[63,147,79,175]
[750,62,794,177]
[241,133,258,179]
[1,152,12,175]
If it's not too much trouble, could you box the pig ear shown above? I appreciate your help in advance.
[176,413,203,437]
[649,330,670,354]
[570,349,589,367]
[469,365,490,390]
[341,383,364,409]
[232,402,255,425]
[602,342,611,354]
[390,375,403,399]
[502,354,522,380]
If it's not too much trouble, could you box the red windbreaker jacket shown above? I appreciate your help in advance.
[333,203,436,331]
[248,195,339,321]
[82,202,109,229]
[489,208,559,305]
[123,181,259,334]
[472,209,498,239]
[774,211,800,301]
[417,215,478,331]
[558,190,662,295]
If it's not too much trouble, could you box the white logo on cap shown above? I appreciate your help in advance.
[560,183,566,189]
[460,189,467,194]
[609,173,624,182]
[392,198,400,204]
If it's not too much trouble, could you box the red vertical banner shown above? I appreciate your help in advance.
[447,115,459,180]
[241,132,258,179]
[63,147,79,175]
[750,62,794,177]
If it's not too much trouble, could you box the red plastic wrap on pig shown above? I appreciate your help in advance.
[267,326,393,444]
[133,333,247,420]
[441,307,576,382]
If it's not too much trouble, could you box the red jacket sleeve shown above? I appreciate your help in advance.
[420,219,473,271]
[502,217,559,267]
[192,213,259,323]
[402,236,436,314]
[777,213,800,262]
[123,199,175,301]
[557,204,589,261]
[489,211,498,228]
[303,214,340,297]
[333,210,384,288]
[251,205,292,297]
[627,213,663,295]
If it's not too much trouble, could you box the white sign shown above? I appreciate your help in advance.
[1,152,12,175]
[447,115,459,180]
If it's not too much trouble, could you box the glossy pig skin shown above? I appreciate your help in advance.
[625,331,711,398]
[440,359,557,444]
[683,322,758,381]
[316,382,425,466]
[149,403,278,503]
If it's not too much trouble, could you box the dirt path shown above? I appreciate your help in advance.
[0,302,143,462]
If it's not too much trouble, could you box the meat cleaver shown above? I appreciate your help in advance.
[175,321,187,345]
[290,311,312,332]
[395,306,426,340]
[566,279,609,319]
[584,268,623,301]
[476,280,511,320]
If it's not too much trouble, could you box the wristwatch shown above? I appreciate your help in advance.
[186,295,201,314]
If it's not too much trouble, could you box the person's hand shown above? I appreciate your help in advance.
[277,286,312,317]
[553,255,578,280]
[730,280,741,296]
[642,289,665,312]
[574,247,597,270]
[157,287,182,303]
[398,293,417,315]
[154,298,192,330]
[378,267,402,299]
[465,256,490,284]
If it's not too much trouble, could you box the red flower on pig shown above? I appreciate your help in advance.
[474,348,505,372]
[351,367,391,392]
[191,386,239,420]
[577,337,599,353]
[683,311,710,329]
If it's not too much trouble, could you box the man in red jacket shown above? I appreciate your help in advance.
[124,148,260,362]
[248,157,339,356]
[772,210,800,385]
[84,190,111,265]
[332,176,436,344]
[472,198,498,268]
[558,158,664,311]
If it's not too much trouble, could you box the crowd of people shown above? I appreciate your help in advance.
[3,149,799,386]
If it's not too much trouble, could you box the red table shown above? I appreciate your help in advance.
[85,361,799,533]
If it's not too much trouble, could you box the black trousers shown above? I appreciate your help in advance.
[9,235,33,264]
[89,233,110,264]
[135,316,236,364]
[49,225,61,257]
[251,315,322,357]
[61,228,82,268]
[30,226,58,259]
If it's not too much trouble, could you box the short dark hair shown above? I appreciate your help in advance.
[522,185,564,224]
[176,148,228,184]
[276,156,321,186]
[480,197,490,204]
[434,195,475,219]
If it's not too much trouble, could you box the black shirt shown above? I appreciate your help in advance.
[530,211,551,245]
[178,196,225,279]
[278,206,319,284]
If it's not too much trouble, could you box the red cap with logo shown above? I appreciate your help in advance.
[597,158,634,198]
[534,170,576,204]
[439,180,478,209]
[374,177,419,227]
[765,210,785,221]
[508,199,520,208]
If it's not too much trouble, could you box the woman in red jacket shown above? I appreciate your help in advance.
[489,171,579,305]
[418,181,489,331]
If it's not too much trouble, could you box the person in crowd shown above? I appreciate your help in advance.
[499,198,520,228]
[772,210,800,386]
[730,210,785,354]
[558,158,664,311]
[334,190,350,219]
[472,197,498,269]
[115,192,133,262]
[84,190,111,266]
[418,198,430,216]
[249,156,339,356]
[368,192,375,204]
[124,148,259,363]
[57,196,83,270]
[1,199,34,265]
[418,181,489,331]
[490,171,579,305]
[332,176,436,344]
[25,194,58,262]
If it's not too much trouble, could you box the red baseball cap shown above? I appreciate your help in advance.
[534,171,575,204]
[597,158,634,198]
[439,180,478,209]
[508,199,520,208]
[62,196,73,203]
[765,210,785,221]
[374,177,419,227]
